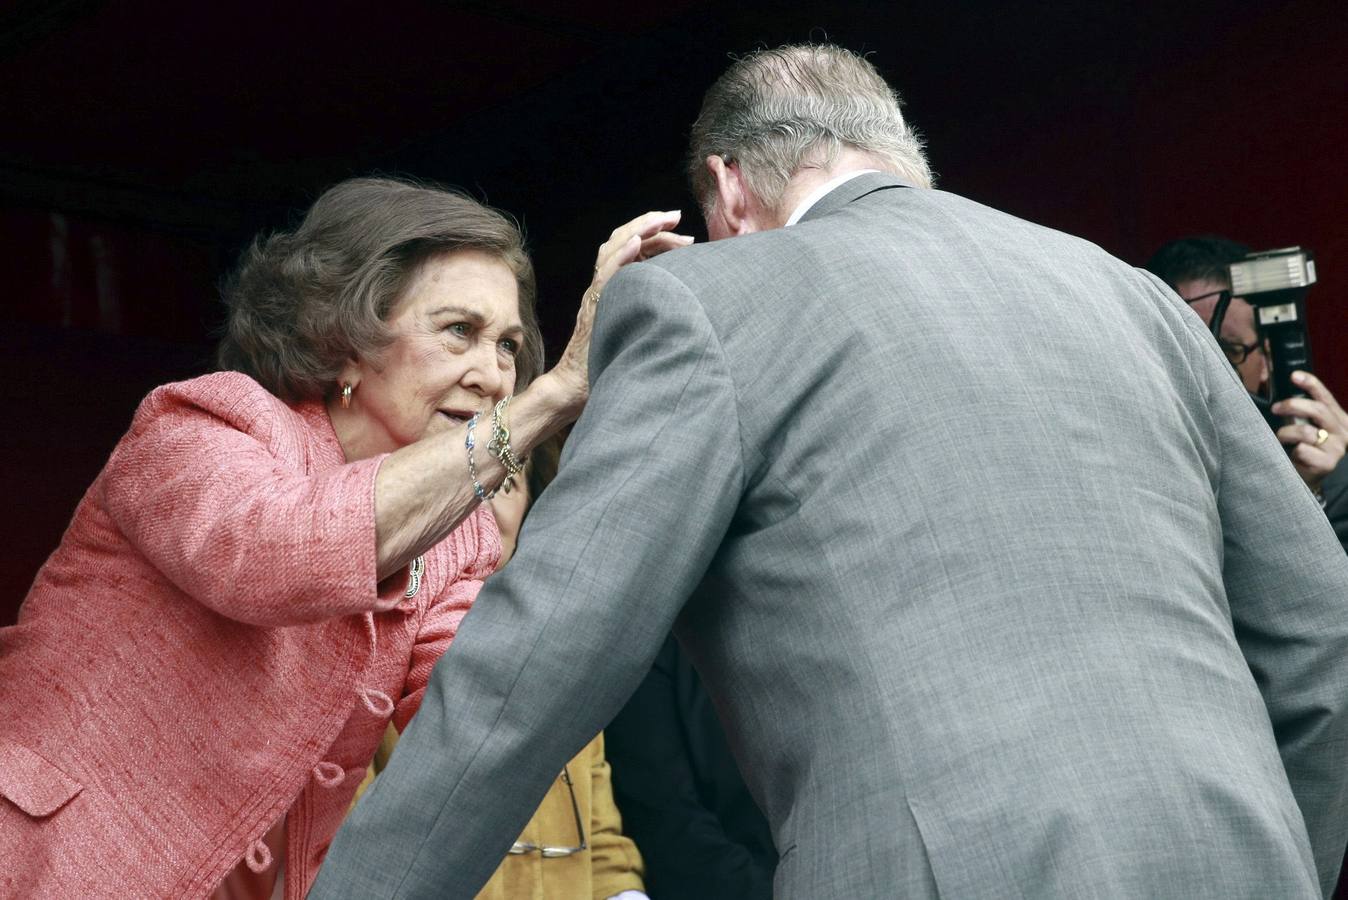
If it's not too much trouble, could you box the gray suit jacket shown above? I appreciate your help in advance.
[312,174,1348,899]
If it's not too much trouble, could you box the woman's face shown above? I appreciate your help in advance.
[338,249,523,459]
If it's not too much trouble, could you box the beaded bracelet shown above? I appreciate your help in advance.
[465,412,497,502]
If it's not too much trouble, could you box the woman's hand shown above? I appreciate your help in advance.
[552,210,693,408]
[1272,370,1348,493]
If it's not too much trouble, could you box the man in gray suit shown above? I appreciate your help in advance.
[313,45,1348,898]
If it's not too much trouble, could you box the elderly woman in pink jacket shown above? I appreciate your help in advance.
[0,176,688,899]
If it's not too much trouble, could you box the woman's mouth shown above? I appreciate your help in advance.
[438,409,476,425]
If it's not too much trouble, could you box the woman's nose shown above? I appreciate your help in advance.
[461,341,504,397]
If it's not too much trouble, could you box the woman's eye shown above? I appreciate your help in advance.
[498,338,519,356]
[446,322,470,337]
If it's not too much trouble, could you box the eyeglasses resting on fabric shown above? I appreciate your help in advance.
[506,765,588,858]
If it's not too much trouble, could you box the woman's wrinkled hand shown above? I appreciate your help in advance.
[552,210,693,406]
[1272,370,1348,493]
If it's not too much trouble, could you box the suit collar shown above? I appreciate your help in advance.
[797,171,914,224]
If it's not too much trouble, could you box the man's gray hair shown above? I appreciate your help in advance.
[689,44,933,213]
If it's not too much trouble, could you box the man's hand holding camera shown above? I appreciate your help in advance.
[1273,370,1348,495]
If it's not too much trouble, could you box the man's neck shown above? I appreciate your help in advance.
[774,147,892,226]
[783,169,879,227]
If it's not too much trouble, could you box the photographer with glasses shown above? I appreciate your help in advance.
[1147,236,1348,551]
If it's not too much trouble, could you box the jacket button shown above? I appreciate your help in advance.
[245,837,273,873]
[313,761,345,787]
[359,687,394,717]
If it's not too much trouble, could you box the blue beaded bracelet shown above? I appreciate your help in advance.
[465,412,495,502]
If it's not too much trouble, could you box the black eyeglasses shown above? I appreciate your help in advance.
[1182,289,1228,306]
[507,765,588,858]
[1217,337,1262,365]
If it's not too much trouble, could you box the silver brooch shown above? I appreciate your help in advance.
[404,556,425,599]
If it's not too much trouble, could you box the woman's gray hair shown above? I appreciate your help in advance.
[217,176,543,402]
[688,44,933,214]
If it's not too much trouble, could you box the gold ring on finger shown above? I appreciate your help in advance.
[1315,428,1330,447]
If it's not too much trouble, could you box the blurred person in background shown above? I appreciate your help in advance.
[354,436,649,900]
[1147,235,1348,549]
[606,632,777,900]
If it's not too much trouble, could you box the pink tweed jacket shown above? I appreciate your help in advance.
[0,372,501,899]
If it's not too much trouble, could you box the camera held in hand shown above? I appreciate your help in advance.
[1212,247,1317,428]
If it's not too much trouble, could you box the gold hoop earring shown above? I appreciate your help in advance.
[340,382,353,409]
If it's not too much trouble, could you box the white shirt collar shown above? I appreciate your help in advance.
[784,169,881,226]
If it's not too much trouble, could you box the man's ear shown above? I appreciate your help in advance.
[705,155,757,238]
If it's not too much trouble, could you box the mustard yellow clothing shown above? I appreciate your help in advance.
[351,728,643,899]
